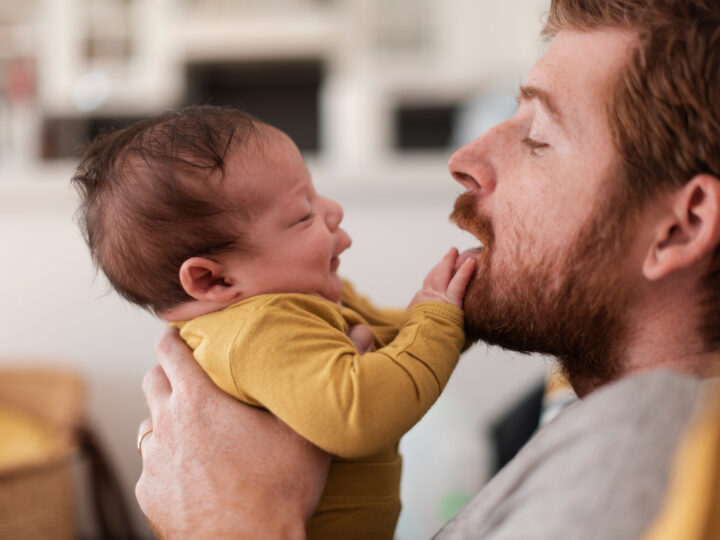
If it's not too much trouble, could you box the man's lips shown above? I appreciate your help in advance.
[450,192,494,252]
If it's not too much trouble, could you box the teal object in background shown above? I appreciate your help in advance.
[440,490,472,521]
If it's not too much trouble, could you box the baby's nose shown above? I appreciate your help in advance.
[325,199,344,230]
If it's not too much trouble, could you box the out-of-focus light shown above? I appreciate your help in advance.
[72,70,112,112]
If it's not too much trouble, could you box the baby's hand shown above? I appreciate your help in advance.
[410,248,476,309]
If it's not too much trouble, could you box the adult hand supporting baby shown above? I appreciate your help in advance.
[136,328,332,539]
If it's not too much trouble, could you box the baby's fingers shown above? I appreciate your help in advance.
[424,248,458,291]
[446,258,476,306]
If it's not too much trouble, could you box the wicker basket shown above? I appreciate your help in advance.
[0,368,84,540]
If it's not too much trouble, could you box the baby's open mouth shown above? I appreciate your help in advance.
[330,257,340,272]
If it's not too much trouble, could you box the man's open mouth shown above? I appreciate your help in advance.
[456,247,483,269]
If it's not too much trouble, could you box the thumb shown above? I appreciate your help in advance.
[347,324,374,353]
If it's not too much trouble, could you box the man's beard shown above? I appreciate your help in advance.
[451,185,634,395]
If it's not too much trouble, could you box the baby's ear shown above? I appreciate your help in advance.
[179,257,243,303]
[643,174,720,281]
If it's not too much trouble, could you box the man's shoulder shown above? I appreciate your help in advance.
[543,369,702,435]
[435,370,704,540]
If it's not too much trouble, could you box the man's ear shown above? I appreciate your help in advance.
[178,257,243,302]
[643,174,720,281]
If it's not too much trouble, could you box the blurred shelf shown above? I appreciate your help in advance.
[0,0,547,179]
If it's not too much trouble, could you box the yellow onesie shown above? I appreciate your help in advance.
[173,281,465,539]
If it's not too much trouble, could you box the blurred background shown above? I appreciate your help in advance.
[0,0,553,537]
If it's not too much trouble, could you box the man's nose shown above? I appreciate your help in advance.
[448,133,497,196]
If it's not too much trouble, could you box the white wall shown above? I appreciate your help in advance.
[0,170,548,538]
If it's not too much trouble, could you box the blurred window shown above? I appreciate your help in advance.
[394,104,457,150]
[184,60,323,152]
[41,116,144,160]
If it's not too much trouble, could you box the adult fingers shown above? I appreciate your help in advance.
[142,363,171,417]
[154,327,209,393]
[137,417,154,457]
[137,417,153,439]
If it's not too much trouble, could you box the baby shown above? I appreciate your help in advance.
[72,105,475,539]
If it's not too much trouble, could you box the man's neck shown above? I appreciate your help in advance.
[621,329,717,381]
[572,276,718,397]
[612,280,716,385]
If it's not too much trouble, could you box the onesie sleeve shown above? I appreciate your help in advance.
[230,296,465,458]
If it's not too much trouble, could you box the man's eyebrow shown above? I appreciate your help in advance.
[516,84,563,125]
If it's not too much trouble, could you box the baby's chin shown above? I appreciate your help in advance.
[325,274,344,304]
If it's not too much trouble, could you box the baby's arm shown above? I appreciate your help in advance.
[234,250,474,459]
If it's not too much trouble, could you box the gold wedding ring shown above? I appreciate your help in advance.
[137,426,153,455]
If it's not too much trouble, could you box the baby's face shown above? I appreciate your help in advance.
[221,125,352,303]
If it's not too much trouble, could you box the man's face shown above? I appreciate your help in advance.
[449,29,638,392]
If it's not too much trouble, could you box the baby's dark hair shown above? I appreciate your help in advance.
[72,105,264,314]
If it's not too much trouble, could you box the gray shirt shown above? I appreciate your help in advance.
[434,370,702,539]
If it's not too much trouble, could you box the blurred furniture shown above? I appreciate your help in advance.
[490,371,577,475]
[0,368,138,540]
[0,369,83,539]
[489,380,545,474]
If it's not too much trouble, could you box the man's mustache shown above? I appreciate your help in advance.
[450,192,494,250]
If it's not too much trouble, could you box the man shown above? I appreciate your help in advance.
[135,0,720,537]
